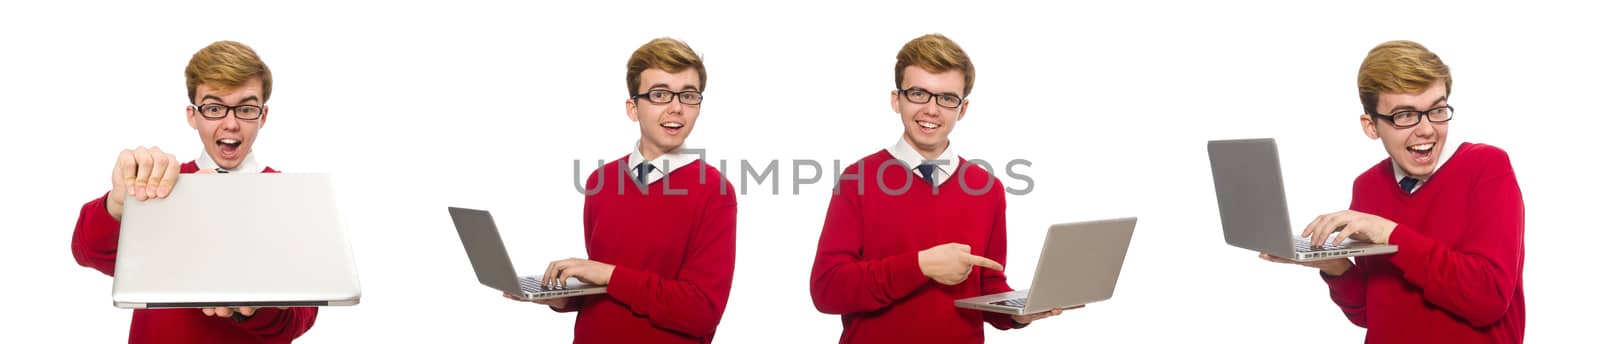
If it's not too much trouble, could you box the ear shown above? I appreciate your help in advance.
[956,100,970,121]
[625,98,640,122]
[258,106,268,129]
[187,105,200,130]
[889,90,902,114]
[1361,114,1379,140]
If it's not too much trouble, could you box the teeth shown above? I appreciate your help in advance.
[1409,143,1433,151]
[917,121,939,129]
[662,123,684,129]
[219,139,240,145]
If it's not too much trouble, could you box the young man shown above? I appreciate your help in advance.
[808,33,1068,344]
[70,41,318,343]
[1262,40,1525,343]
[501,38,737,343]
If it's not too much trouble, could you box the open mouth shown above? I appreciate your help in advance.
[916,120,941,133]
[217,138,242,159]
[661,121,684,135]
[1406,143,1434,164]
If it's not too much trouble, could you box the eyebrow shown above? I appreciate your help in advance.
[647,83,700,92]
[198,95,260,105]
[1389,96,1448,112]
[905,86,961,97]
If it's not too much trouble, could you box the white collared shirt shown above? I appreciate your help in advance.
[627,141,702,185]
[196,152,262,173]
[1391,140,1458,191]
[887,137,959,186]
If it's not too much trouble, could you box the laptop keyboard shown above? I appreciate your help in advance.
[1294,237,1349,252]
[989,298,1027,308]
[519,276,569,292]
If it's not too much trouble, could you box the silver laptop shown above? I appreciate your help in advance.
[1207,138,1398,261]
[955,217,1137,315]
[447,207,607,300]
[112,173,362,308]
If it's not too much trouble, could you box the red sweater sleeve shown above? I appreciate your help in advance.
[233,307,319,342]
[559,171,605,314]
[1321,260,1369,328]
[1385,151,1525,327]
[979,193,1019,330]
[1320,176,1374,327]
[603,190,737,338]
[809,181,930,315]
[72,193,122,276]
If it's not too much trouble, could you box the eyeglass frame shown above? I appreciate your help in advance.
[631,89,704,105]
[896,87,965,109]
[1368,105,1453,129]
[189,103,266,120]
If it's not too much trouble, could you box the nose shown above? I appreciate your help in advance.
[1411,118,1436,137]
[915,101,943,119]
[662,97,685,117]
[219,112,241,131]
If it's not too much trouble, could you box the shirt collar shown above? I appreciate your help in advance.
[887,137,958,186]
[627,141,701,185]
[196,151,262,173]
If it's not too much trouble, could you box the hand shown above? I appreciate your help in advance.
[1013,305,1081,325]
[918,243,1003,285]
[542,258,615,288]
[1259,252,1353,276]
[1301,210,1398,246]
[201,307,256,319]
[107,146,181,220]
[503,292,572,309]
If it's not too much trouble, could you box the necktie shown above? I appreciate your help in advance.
[1399,177,1420,194]
[215,168,229,174]
[635,163,656,184]
[915,164,936,185]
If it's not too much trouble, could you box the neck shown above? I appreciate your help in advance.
[905,135,948,161]
[639,142,677,162]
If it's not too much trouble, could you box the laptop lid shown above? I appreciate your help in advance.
[446,207,524,296]
[112,173,362,308]
[1207,138,1298,258]
[1023,217,1138,313]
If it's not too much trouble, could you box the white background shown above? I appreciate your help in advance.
[2,1,1594,342]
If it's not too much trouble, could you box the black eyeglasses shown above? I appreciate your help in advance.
[191,103,264,120]
[898,87,964,109]
[632,89,703,105]
[1370,105,1453,128]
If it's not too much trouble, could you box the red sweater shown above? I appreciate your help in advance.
[1324,142,1524,343]
[71,161,318,343]
[810,150,1018,344]
[563,156,737,343]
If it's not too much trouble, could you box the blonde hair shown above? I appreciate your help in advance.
[895,34,975,96]
[185,41,272,103]
[626,38,706,95]
[1357,40,1450,116]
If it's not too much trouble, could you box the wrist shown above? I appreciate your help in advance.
[1319,259,1352,276]
[106,197,124,220]
[915,249,931,277]
[1010,315,1030,328]
[1378,223,1399,244]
